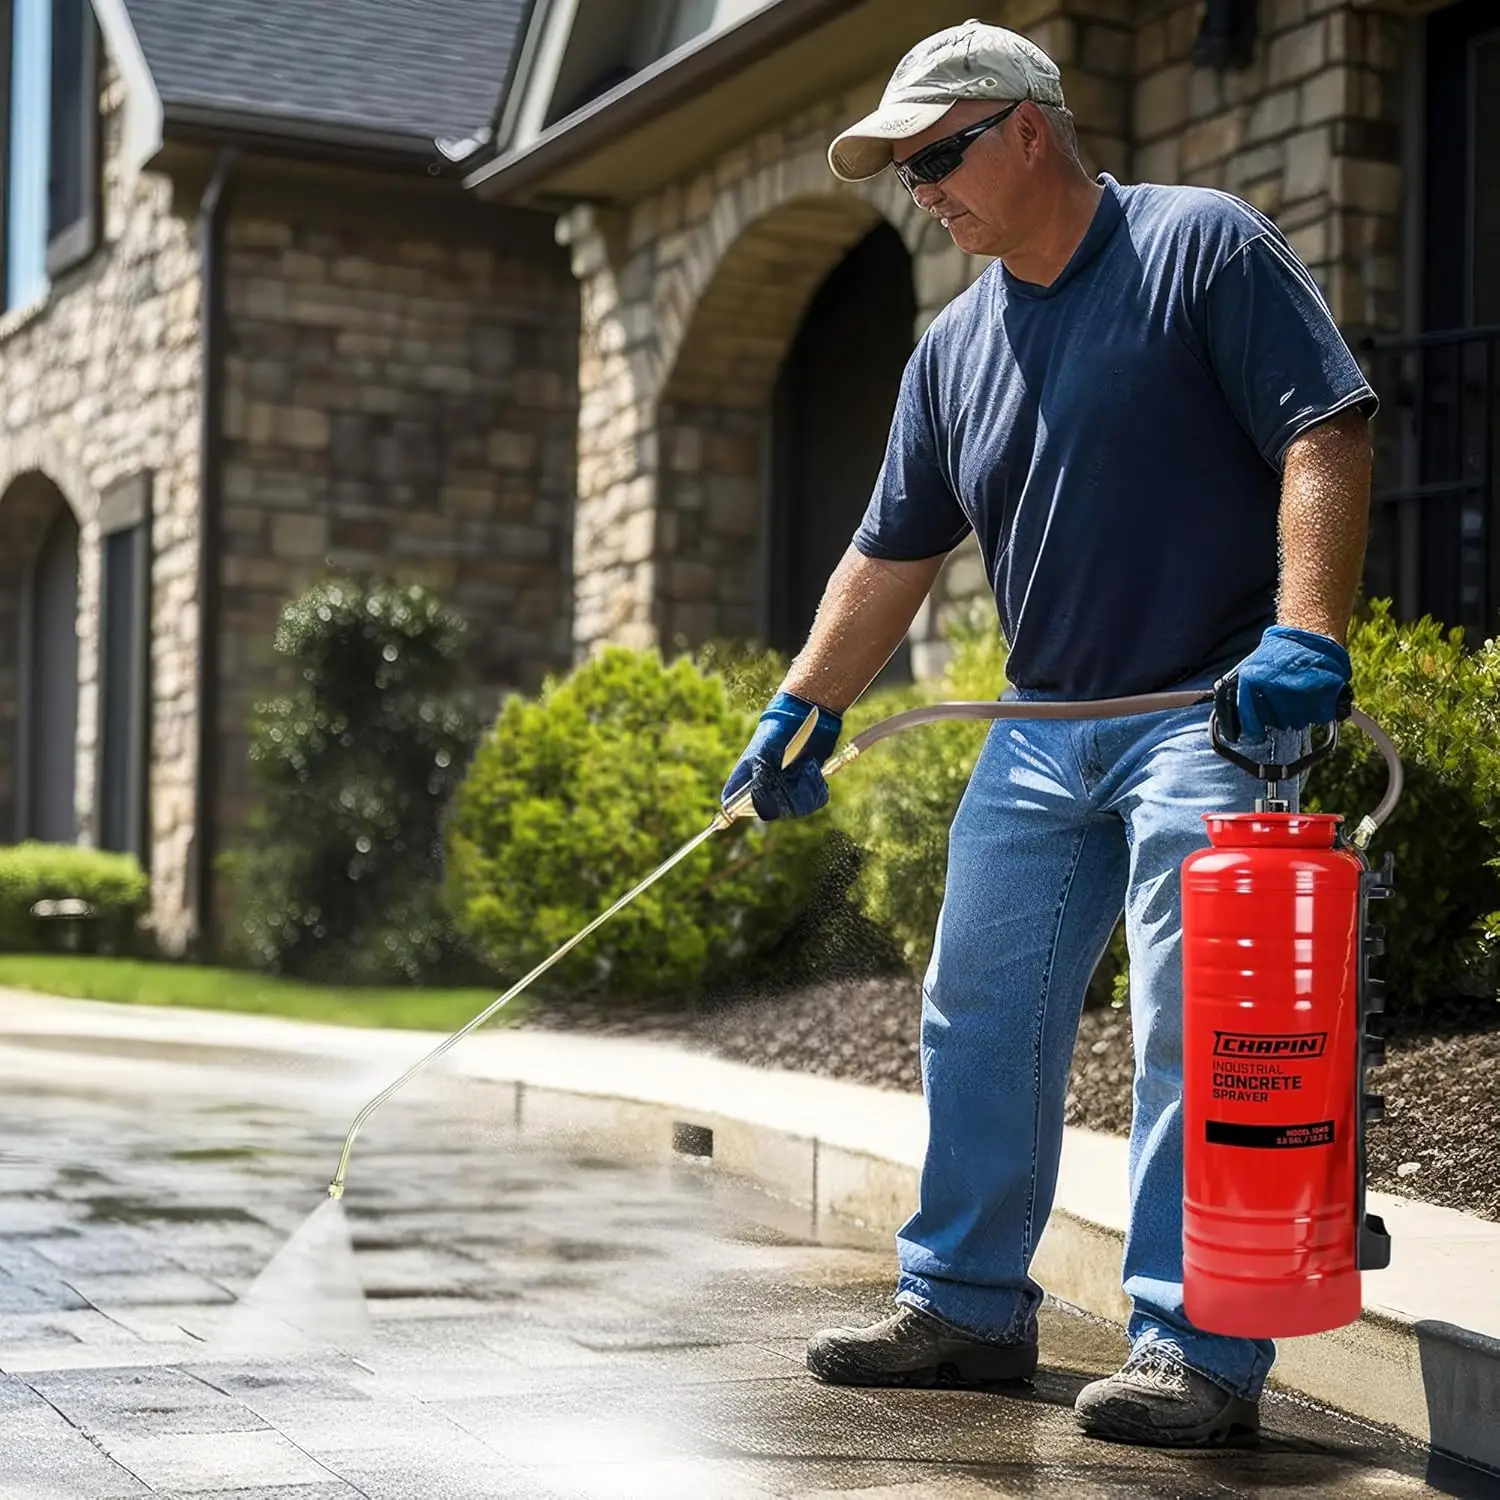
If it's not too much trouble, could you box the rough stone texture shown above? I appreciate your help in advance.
[563,110,964,661]
[214,198,578,845]
[1133,0,1406,333]
[0,46,578,958]
[0,62,201,949]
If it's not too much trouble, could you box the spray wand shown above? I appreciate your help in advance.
[326,690,1402,1200]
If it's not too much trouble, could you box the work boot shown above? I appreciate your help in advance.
[806,1305,1038,1388]
[1074,1340,1259,1447]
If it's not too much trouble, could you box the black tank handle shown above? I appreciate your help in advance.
[1207,711,1341,783]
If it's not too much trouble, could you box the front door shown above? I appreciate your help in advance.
[769,222,916,672]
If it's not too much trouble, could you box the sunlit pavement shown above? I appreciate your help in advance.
[0,1015,1487,1499]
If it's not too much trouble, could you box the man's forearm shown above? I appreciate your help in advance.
[782,546,947,712]
[1276,408,1372,644]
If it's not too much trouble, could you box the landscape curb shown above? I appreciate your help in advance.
[478,1071,1500,1475]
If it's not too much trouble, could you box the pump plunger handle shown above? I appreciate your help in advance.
[1206,712,1341,783]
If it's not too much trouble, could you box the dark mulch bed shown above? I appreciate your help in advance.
[515,976,1500,1224]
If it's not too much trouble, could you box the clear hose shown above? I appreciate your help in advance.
[326,688,1400,1198]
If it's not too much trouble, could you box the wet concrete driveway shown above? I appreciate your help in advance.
[0,1017,1490,1499]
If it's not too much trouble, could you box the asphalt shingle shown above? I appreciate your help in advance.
[122,0,530,146]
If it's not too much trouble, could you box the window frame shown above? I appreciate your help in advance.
[0,0,13,305]
[44,0,101,281]
[95,471,153,866]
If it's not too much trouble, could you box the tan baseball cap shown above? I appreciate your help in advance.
[828,19,1066,183]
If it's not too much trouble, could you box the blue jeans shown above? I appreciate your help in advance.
[893,692,1304,1401]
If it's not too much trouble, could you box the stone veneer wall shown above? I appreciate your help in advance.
[557,0,1134,676]
[561,0,1422,679]
[1132,0,1407,334]
[0,60,202,949]
[215,195,579,846]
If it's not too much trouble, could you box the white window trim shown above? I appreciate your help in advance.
[87,0,161,178]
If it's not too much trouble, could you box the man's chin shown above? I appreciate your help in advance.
[945,214,990,254]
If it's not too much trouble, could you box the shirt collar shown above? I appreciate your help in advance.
[1001,173,1126,300]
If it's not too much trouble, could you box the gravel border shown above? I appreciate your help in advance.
[516,975,1500,1224]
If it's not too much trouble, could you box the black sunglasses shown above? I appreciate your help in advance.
[894,101,1022,191]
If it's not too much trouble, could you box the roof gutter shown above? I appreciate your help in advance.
[164,103,464,178]
[464,0,866,199]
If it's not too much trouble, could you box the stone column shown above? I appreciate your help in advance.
[557,205,662,653]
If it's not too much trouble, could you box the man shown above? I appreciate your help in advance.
[722,21,1375,1449]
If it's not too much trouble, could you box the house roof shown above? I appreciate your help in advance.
[121,0,531,152]
[467,0,976,207]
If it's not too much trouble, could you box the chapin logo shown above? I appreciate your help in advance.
[1213,1032,1328,1059]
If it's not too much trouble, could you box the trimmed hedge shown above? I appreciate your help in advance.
[446,646,830,1002]
[831,601,1500,1018]
[1301,602,1500,1010]
[220,578,480,984]
[0,843,148,954]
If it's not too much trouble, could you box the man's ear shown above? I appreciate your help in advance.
[1015,103,1045,161]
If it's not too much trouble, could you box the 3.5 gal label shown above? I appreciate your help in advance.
[1205,1119,1336,1149]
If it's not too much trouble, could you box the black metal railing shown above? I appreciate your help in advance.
[1360,326,1500,641]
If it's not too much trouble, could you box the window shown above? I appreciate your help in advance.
[1424,2,1500,332]
[1471,31,1500,325]
[658,0,716,55]
[1,0,100,311]
[96,473,151,864]
[541,0,739,128]
[3,0,50,308]
[45,0,99,278]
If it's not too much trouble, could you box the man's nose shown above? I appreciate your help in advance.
[910,181,945,214]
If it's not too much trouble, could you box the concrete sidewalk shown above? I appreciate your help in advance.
[2,988,1496,1474]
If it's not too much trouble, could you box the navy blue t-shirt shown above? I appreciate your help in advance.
[854,175,1378,700]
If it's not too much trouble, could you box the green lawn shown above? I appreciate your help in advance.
[0,954,519,1031]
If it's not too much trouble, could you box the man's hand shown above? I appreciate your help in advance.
[723,544,944,819]
[722,692,843,821]
[1214,625,1353,743]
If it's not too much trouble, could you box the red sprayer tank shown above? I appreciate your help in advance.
[1181,722,1393,1339]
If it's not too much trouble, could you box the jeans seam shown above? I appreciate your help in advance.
[1021,823,1090,1261]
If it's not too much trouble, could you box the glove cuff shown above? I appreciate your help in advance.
[1264,624,1352,675]
[769,689,841,725]
[766,691,842,760]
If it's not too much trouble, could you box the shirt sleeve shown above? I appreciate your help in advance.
[853,339,973,562]
[1203,230,1378,469]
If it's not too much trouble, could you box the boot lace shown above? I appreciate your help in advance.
[1122,1335,1191,1395]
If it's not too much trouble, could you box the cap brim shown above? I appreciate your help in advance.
[828,100,955,182]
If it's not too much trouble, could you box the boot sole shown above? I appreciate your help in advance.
[808,1342,1039,1390]
[1076,1401,1260,1449]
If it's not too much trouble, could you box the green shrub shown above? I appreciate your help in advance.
[832,610,1009,971]
[0,843,148,954]
[690,637,791,715]
[220,578,480,984]
[446,646,831,1002]
[1108,603,1500,1018]
[1301,602,1500,1013]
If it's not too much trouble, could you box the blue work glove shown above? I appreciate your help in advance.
[1213,625,1353,743]
[722,691,843,821]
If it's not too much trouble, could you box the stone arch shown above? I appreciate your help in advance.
[651,191,921,648]
[651,153,950,409]
[0,428,100,531]
[0,470,85,842]
[561,123,982,657]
